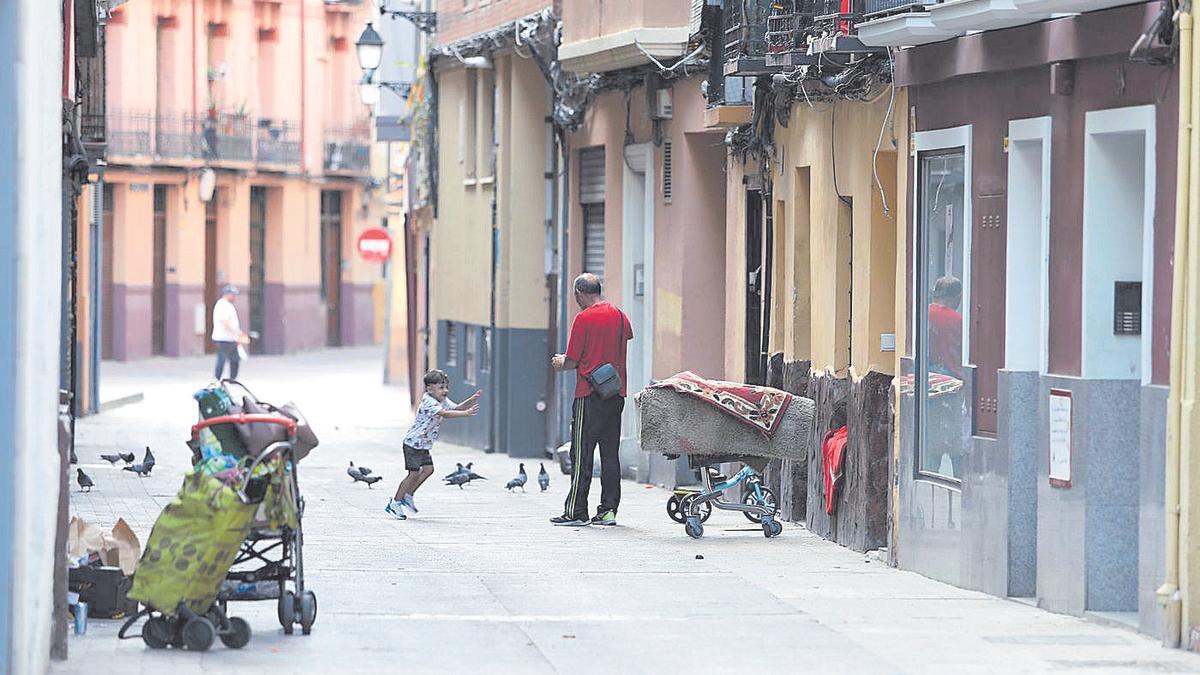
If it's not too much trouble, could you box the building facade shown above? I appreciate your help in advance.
[561,0,730,485]
[860,0,1177,639]
[429,0,557,456]
[95,0,382,369]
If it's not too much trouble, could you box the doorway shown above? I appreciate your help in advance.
[249,187,267,354]
[151,185,168,355]
[744,188,764,384]
[320,190,343,347]
[620,143,655,470]
[204,196,218,354]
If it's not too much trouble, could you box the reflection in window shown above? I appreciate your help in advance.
[918,150,968,481]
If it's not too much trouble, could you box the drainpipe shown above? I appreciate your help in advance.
[1162,5,1194,650]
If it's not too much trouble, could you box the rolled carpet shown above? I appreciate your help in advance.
[636,386,815,462]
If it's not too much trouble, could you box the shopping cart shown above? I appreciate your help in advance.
[120,411,311,650]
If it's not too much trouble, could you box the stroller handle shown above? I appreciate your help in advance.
[192,414,298,437]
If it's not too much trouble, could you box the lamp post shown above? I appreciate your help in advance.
[356,22,416,106]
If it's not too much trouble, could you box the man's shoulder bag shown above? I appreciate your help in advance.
[586,310,626,400]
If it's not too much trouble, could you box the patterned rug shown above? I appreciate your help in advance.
[647,371,793,438]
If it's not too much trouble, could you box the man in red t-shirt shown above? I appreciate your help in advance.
[927,276,964,380]
[549,273,633,527]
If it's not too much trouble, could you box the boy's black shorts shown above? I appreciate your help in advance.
[403,444,434,472]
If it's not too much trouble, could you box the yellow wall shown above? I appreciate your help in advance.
[433,65,493,327]
[724,90,905,381]
[434,56,552,331]
[496,55,551,331]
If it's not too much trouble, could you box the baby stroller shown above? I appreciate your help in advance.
[665,455,781,539]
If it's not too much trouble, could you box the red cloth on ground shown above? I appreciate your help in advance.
[823,426,849,515]
[647,371,793,437]
[566,301,634,398]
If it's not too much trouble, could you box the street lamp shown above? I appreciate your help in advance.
[355,22,417,104]
[355,22,384,72]
[359,72,381,108]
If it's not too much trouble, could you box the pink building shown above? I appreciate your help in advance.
[98,0,384,361]
[560,0,730,484]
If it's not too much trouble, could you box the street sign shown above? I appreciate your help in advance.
[356,227,393,263]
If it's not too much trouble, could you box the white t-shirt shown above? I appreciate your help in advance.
[212,297,241,342]
[402,393,457,450]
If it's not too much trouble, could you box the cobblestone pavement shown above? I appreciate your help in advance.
[54,347,1200,674]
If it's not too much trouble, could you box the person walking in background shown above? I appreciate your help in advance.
[212,284,248,380]
[549,273,632,527]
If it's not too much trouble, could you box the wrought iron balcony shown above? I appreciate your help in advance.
[106,109,296,167]
[723,0,781,76]
[255,119,301,166]
[324,124,371,174]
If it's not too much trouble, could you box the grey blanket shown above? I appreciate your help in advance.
[636,387,814,462]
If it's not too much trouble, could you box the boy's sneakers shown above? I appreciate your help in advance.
[385,500,407,520]
[549,515,589,527]
[590,511,617,527]
[402,494,419,514]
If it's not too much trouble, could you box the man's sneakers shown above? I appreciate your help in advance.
[402,494,419,514]
[549,515,590,526]
[590,511,617,527]
[385,499,407,520]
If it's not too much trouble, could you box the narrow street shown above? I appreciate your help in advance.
[55,348,1200,674]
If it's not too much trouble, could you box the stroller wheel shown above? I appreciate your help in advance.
[666,495,686,524]
[684,515,704,539]
[299,590,317,635]
[762,516,783,538]
[142,616,172,649]
[278,590,296,634]
[742,486,779,523]
[219,616,252,649]
[679,494,712,523]
[182,616,216,651]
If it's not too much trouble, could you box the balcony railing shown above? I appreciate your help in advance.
[324,125,371,174]
[106,109,300,167]
[724,0,779,75]
[255,119,301,165]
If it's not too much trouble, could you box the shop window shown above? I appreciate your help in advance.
[914,135,970,482]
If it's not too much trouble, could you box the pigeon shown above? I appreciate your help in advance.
[142,446,155,467]
[443,463,465,480]
[465,468,486,483]
[99,453,124,465]
[76,468,94,492]
[123,461,153,477]
[348,462,383,487]
[538,463,550,492]
[119,452,136,464]
[444,472,471,489]
[506,463,527,492]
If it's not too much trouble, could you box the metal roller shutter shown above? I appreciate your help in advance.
[583,204,605,280]
[579,147,606,280]
[579,147,605,204]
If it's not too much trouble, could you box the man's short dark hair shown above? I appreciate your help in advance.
[933,276,962,299]
[424,369,449,386]
[574,273,602,296]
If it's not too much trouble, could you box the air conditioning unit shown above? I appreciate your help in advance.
[652,88,673,120]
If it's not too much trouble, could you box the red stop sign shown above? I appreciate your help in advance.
[356,227,393,263]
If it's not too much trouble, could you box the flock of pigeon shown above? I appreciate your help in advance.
[75,446,156,492]
[346,460,552,493]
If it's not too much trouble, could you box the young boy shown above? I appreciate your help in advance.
[386,369,481,520]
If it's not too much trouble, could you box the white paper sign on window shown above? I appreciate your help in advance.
[1049,389,1072,487]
